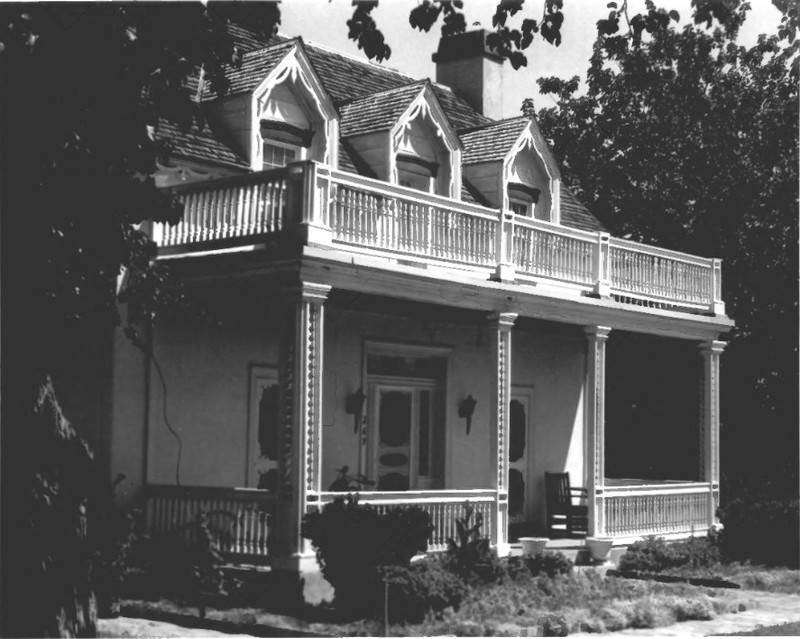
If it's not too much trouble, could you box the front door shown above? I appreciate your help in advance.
[247,366,279,490]
[508,387,533,529]
[369,381,438,491]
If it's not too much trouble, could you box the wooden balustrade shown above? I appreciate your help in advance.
[156,169,289,247]
[609,239,714,307]
[602,482,712,538]
[328,175,497,267]
[151,162,723,314]
[512,219,596,285]
[318,489,496,552]
[144,485,276,561]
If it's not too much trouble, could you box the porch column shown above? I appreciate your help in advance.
[585,326,611,537]
[489,312,517,555]
[274,281,331,572]
[699,339,726,531]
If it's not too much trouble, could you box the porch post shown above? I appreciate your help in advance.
[274,281,331,572]
[585,326,611,537]
[699,339,726,532]
[489,311,517,555]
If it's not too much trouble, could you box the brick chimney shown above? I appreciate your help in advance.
[432,30,505,120]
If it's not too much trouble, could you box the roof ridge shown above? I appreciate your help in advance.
[335,79,427,108]
[242,37,299,60]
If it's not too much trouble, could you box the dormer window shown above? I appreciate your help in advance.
[397,154,439,194]
[508,183,541,218]
[260,120,313,170]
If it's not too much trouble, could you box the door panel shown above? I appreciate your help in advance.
[377,389,412,491]
[509,389,533,523]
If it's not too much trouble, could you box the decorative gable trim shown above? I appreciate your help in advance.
[502,120,562,224]
[250,43,339,170]
[389,83,462,199]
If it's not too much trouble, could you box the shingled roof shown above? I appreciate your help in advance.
[339,82,426,138]
[459,118,529,165]
[154,119,248,170]
[560,185,606,233]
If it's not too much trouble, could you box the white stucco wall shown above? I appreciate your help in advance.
[135,304,585,529]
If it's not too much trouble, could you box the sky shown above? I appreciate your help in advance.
[280,0,783,119]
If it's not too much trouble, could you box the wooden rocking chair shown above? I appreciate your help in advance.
[545,472,588,538]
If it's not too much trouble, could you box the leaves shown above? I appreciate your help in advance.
[347,1,390,62]
[538,2,798,476]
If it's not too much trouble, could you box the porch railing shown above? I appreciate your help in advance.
[318,489,496,552]
[144,485,276,561]
[601,482,712,538]
[152,162,724,314]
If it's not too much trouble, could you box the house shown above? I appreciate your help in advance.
[107,28,733,591]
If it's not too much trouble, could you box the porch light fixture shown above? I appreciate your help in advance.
[345,387,366,433]
[458,394,478,435]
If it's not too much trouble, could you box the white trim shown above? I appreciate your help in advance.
[250,44,338,171]
[502,122,559,223]
[390,84,462,199]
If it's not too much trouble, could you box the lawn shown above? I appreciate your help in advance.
[119,567,755,637]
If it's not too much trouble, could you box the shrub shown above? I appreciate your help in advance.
[443,503,506,585]
[379,559,468,624]
[618,535,720,573]
[301,495,432,617]
[525,551,574,578]
[538,613,569,637]
[673,596,715,621]
[719,494,800,568]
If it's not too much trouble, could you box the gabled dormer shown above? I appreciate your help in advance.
[460,117,561,224]
[339,81,462,199]
[250,41,339,171]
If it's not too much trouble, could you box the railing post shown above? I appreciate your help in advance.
[699,339,726,533]
[585,325,611,537]
[493,211,516,282]
[488,312,517,555]
[273,282,331,574]
[594,232,611,297]
[710,259,725,315]
[287,160,333,247]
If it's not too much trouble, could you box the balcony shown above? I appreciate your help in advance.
[152,162,724,315]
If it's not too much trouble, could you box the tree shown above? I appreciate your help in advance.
[535,1,798,482]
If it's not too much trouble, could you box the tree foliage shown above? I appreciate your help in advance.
[535,1,799,477]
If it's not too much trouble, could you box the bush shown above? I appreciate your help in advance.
[538,613,569,637]
[719,493,799,568]
[525,551,574,578]
[618,535,720,573]
[380,559,468,624]
[301,495,432,617]
[443,504,506,585]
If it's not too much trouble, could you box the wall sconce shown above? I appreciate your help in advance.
[345,387,366,433]
[458,394,478,435]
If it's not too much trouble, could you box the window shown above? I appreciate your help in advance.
[510,198,531,217]
[396,154,438,194]
[262,140,298,170]
[248,366,279,490]
[508,183,542,218]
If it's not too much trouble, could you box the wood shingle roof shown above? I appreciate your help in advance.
[459,118,529,165]
[338,82,425,138]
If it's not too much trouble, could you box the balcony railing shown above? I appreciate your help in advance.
[318,489,496,552]
[601,482,713,538]
[144,485,276,561]
[153,162,724,314]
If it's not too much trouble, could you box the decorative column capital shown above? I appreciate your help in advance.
[699,339,727,356]
[299,282,332,304]
[488,312,518,329]
[585,325,612,341]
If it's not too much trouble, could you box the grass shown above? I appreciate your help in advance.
[726,620,800,636]
[309,570,751,636]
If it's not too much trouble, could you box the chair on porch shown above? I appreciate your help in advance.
[545,472,588,538]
